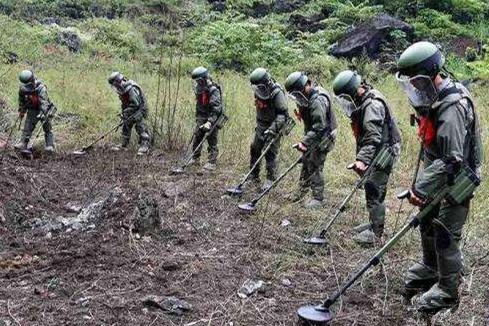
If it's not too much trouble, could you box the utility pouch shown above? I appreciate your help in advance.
[445,165,480,205]
[281,117,296,136]
[216,114,229,129]
[318,129,335,151]
[373,146,395,170]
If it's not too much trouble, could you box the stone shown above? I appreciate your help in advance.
[281,219,291,227]
[237,279,265,298]
[56,28,82,53]
[142,295,192,316]
[329,14,413,59]
[281,278,292,286]
[76,297,90,307]
[132,195,161,235]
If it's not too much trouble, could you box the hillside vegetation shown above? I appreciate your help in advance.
[0,1,488,326]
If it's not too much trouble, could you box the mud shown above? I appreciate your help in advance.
[0,150,487,326]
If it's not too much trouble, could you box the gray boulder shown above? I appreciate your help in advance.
[330,14,413,59]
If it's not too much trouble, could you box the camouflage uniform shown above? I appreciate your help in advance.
[404,79,482,301]
[17,80,54,149]
[192,80,223,163]
[250,84,288,181]
[350,88,401,237]
[297,86,337,201]
[118,80,150,148]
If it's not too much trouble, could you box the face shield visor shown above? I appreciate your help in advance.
[396,72,438,110]
[251,83,271,100]
[110,79,126,95]
[192,77,208,95]
[288,91,309,107]
[334,94,358,118]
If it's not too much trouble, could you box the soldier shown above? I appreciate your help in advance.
[332,70,401,246]
[284,72,337,209]
[189,67,223,171]
[14,70,56,153]
[108,72,150,155]
[249,68,289,190]
[396,42,482,312]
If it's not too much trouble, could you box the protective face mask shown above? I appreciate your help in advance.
[396,72,438,110]
[251,84,271,100]
[192,78,208,95]
[334,94,358,118]
[288,91,309,107]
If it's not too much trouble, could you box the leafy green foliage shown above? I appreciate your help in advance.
[186,19,297,71]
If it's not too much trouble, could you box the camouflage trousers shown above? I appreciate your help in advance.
[250,126,281,181]
[20,109,54,146]
[192,117,218,164]
[299,149,327,201]
[364,168,392,236]
[121,118,150,146]
[405,200,469,297]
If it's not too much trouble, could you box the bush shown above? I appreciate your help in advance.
[185,19,297,71]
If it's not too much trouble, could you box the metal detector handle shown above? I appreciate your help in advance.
[397,189,411,199]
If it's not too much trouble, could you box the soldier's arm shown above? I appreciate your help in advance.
[301,100,327,147]
[38,85,51,114]
[414,104,467,199]
[356,100,385,165]
[18,89,27,114]
[269,91,288,133]
[208,88,222,124]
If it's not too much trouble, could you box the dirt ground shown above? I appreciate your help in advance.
[0,148,488,326]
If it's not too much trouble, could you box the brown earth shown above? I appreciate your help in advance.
[0,148,488,326]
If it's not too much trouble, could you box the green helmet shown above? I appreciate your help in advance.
[19,70,35,84]
[284,71,308,92]
[108,71,124,85]
[191,66,209,80]
[397,41,445,78]
[332,70,361,98]
[249,68,270,85]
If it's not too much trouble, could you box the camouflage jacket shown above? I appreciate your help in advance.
[18,80,51,114]
[414,78,483,199]
[254,83,288,133]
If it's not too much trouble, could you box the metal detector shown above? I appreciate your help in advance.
[297,167,480,325]
[72,111,143,156]
[226,118,296,195]
[72,122,123,156]
[304,146,392,246]
[238,135,332,212]
[171,114,229,175]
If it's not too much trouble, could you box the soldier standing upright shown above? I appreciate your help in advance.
[248,68,289,190]
[396,41,483,312]
[284,71,337,209]
[332,70,401,245]
[188,67,223,171]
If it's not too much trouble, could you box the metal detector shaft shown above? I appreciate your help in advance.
[319,185,450,310]
[249,155,303,206]
[237,137,278,189]
[233,118,295,191]
[179,115,228,170]
[79,122,122,152]
[314,151,383,239]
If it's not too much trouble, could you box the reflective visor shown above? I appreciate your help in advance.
[396,72,437,109]
[334,94,358,118]
[288,91,308,107]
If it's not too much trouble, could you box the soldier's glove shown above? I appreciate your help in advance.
[293,142,308,152]
[36,111,47,121]
[200,121,212,131]
[263,129,276,142]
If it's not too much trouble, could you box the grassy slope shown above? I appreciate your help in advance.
[0,1,488,324]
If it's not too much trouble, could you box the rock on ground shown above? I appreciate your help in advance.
[132,195,161,235]
[330,14,413,59]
